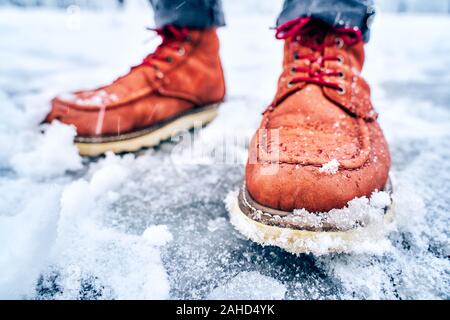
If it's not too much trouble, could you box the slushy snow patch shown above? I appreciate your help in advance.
[319,159,340,174]
[11,121,82,178]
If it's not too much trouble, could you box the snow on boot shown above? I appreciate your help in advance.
[46,26,226,156]
[229,18,393,255]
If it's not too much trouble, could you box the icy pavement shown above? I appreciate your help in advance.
[0,6,449,299]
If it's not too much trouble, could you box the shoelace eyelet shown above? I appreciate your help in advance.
[177,47,186,56]
[166,56,173,63]
[293,52,300,60]
[287,81,294,88]
[290,67,296,75]
[337,55,345,64]
[335,37,344,49]
[338,71,345,79]
[337,86,346,95]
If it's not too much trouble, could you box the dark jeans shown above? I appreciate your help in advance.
[149,0,375,42]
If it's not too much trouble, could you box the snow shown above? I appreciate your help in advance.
[292,191,391,232]
[227,190,394,256]
[11,121,83,178]
[0,5,449,300]
[143,225,173,246]
[1,154,172,299]
[370,191,391,209]
[52,167,172,300]
[208,271,287,300]
[319,159,340,174]
[60,90,120,106]
[207,217,228,233]
[88,153,129,196]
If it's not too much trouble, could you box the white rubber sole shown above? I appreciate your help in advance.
[75,104,219,157]
[228,186,395,255]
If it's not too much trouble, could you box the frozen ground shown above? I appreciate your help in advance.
[0,5,449,299]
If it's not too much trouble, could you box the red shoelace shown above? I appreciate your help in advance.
[137,25,190,70]
[275,17,363,92]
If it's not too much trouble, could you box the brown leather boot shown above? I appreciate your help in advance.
[47,26,226,156]
[231,18,391,252]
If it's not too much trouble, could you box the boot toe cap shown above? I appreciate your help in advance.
[245,158,390,213]
[46,97,100,137]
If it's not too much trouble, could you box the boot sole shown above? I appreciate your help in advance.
[75,104,220,157]
[229,178,395,255]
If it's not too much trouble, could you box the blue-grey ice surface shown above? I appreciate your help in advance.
[0,3,449,300]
